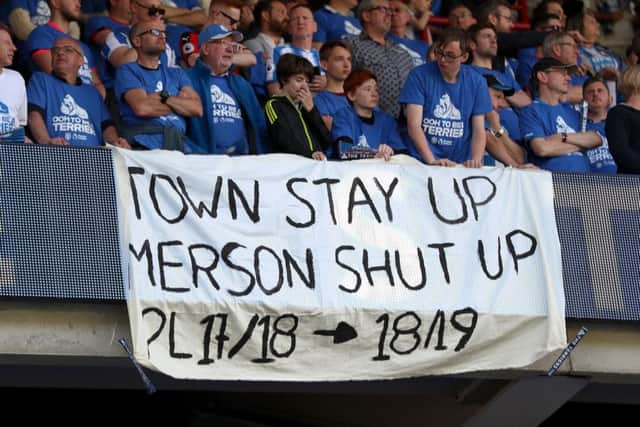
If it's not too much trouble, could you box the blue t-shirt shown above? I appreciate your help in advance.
[314,91,349,124]
[331,106,405,160]
[399,62,492,163]
[84,16,129,90]
[27,72,110,147]
[115,62,192,149]
[516,47,536,90]
[313,5,362,43]
[267,44,322,84]
[387,34,428,68]
[585,119,617,174]
[9,0,49,25]
[27,22,96,85]
[204,75,248,154]
[519,99,591,172]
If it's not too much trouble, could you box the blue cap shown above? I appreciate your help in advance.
[198,24,243,49]
[483,74,515,97]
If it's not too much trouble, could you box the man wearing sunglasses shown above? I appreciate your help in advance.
[27,37,129,148]
[115,20,203,151]
[400,28,492,168]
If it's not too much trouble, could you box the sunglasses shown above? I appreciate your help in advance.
[136,1,166,16]
[219,10,239,26]
[137,28,167,37]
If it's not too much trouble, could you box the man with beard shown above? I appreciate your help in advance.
[244,0,288,61]
[115,20,202,150]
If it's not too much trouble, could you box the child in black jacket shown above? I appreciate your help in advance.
[264,54,333,160]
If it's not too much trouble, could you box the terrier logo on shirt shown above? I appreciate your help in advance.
[555,116,576,134]
[211,84,236,105]
[434,94,461,120]
[344,21,361,36]
[35,1,51,26]
[60,95,89,120]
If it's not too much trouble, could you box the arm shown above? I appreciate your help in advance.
[405,103,455,166]
[163,7,207,28]
[466,114,486,168]
[565,131,601,149]
[165,86,203,117]
[485,131,525,166]
[32,51,52,74]
[109,45,138,68]
[9,8,35,41]
[103,125,131,148]
[233,48,258,67]
[529,134,580,157]
[28,110,68,145]
[92,69,106,99]
[90,28,112,47]
[506,90,531,108]
[123,88,173,118]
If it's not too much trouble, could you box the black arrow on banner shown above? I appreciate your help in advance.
[313,321,358,344]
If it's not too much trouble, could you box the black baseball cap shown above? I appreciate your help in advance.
[483,74,515,97]
[530,57,579,85]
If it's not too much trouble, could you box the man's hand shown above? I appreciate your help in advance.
[375,144,394,161]
[464,159,483,168]
[108,137,131,149]
[296,83,314,111]
[428,158,457,167]
[309,74,327,92]
[312,151,327,160]
[48,137,69,145]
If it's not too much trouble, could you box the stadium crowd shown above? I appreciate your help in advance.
[0,0,639,174]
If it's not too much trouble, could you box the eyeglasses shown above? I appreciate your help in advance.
[540,25,561,31]
[219,10,239,26]
[368,6,391,14]
[137,28,167,37]
[434,48,466,61]
[51,45,83,56]
[135,1,166,16]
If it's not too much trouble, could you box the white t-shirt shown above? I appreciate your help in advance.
[0,68,27,142]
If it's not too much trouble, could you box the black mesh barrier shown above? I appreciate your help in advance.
[0,144,124,300]
[0,145,638,320]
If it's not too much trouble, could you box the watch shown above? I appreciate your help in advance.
[491,126,506,138]
[561,132,568,143]
[159,90,170,104]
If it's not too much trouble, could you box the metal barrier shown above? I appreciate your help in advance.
[1,144,638,320]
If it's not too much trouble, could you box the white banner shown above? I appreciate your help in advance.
[112,149,566,381]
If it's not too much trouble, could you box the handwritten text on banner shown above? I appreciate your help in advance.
[112,150,566,381]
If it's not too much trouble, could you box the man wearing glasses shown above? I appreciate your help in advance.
[520,57,601,172]
[185,24,268,155]
[448,3,476,31]
[27,37,129,148]
[347,0,413,119]
[400,28,491,167]
[115,20,202,151]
